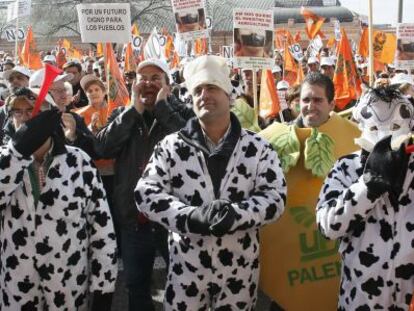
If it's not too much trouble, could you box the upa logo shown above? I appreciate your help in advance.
[287,205,340,286]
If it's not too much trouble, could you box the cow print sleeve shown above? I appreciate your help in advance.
[135,138,198,236]
[316,153,380,240]
[0,142,32,212]
[231,143,286,231]
[84,157,118,294]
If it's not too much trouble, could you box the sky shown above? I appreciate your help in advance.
[340,0,414,25]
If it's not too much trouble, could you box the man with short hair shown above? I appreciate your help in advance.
[63,61,88,108]
[135,55,286,310]
[307,56,320,73]
[97,58,194,311]
[3,66,31,92]
[259,72,361,311]
[320,56,335,80]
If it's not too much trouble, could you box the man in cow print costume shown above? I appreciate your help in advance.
[135,55,286,310]
[317,85,414,310]
[0,91,117,310]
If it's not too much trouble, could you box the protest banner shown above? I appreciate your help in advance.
[7,0,31,22]
[306,34,323,58]
[395,23,414,70]
[171,0,208,41]
[77,3,131,43]
[233,8,274,69]
[2,26,25,41]
[222,46,233,59]
[289,43,304,61]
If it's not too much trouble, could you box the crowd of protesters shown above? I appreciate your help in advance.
[1,34,414,311]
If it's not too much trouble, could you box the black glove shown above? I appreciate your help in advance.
[209,204,236,237]
[91,291,113,311]
[363,135,409,202]
[13,109,61,157]
[187,200,232,235]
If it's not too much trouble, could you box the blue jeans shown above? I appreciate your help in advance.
[121,222,169,311]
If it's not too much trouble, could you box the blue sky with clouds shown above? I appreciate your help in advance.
[340,0,414,25]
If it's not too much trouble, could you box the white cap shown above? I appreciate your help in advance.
[272,65,282,73]
[277,80,290,90]
[3,66,32,80]
[390,73,414,86]
[320,57,335,67]
[43,55,56,63]
[29,68,74,88]
[183,55,232,95]
[137,58,171,81]
[307,56,319,65]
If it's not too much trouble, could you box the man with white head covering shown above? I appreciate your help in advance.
[135,55,286,310]
[317,85,414,310]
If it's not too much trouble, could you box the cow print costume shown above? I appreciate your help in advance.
[135,122,286,310]
[317,86,414,310]
[0,141,117,310]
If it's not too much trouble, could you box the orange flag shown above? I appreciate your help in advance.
[294,31,302,43]
[17,43,25,65]
[358,27,397,65]
[259,70,280,118]
[131,23,140,36]
[124,42,136,72]
[105,43,130,117]
[164,35,174,59]
[96,43,104,57]
[274,29,295,50]
[170,51,180,69]
[300,7,325,40]
[326,36,336,49]
[283,41,302,86]
[333,28,362,110]
[21,26,42,70]
[55,41,67,69]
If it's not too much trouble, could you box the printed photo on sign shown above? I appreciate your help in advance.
[234,28,273,58]
[175,9,206,33]
[233,8,274,69]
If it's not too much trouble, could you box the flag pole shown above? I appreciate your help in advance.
[368,0,374,86]
[14,0,19,64]
[252,67,259,120]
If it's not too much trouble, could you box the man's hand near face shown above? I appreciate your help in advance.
[155,77,171,103]
[132,79,146,114]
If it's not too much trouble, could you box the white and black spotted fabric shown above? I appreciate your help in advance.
[0,142,117,311]
[135,129,286,310]
[317,151,414,310]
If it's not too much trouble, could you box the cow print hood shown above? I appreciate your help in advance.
[353,85,414,152]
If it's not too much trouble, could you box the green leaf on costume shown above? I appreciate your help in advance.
[304,128,336,178]
[269,125,300,173]
[289,206,315,228]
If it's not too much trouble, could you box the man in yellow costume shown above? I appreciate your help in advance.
[259,72,361,310]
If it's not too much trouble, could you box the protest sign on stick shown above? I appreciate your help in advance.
[172,0,208,41]
[77,3,131,43]
[395,23,414,70]
[233,8,274,69]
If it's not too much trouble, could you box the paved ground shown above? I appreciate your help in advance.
[111,258,272,311]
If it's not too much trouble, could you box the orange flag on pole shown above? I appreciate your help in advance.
[131,23,140,36]
[124,42,136,72]
[294,30,302,43]
[358,27,397,65]
[259,69,280,118]
[283,41,302,86]
[21,26,42,70]
[333,28,362,110]
[96,43,104,57]
[105,43,130,117]
[300,7,325,40]
[170,51,180,69]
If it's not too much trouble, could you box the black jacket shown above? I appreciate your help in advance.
[178,113,241,198]
[96,95,194,227]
